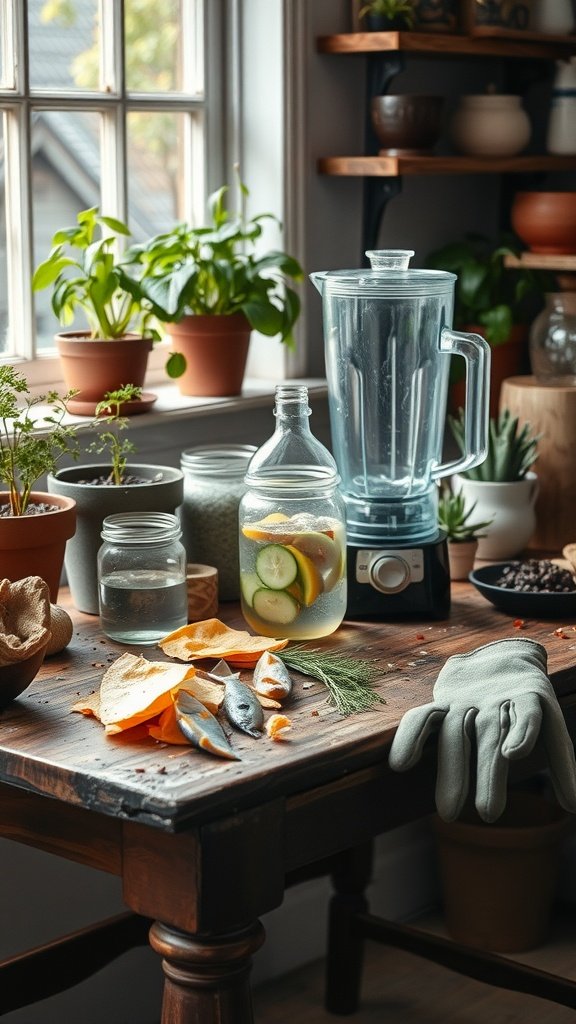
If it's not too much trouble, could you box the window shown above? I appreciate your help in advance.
[0,0,224,378]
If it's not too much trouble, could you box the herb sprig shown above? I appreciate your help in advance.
[278,644,385,716]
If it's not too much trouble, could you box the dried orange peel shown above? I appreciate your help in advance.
[158,618,288,668]
[266,713,292,741]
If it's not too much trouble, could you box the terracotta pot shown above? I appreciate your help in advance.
[55,332,153,411]
[511,192,576,255]
[0,492,76,602]
[165,313,252,397]
[370,95,444,154]
[450,323,529,418]
[447,538,478,581]
[434,792,569,952]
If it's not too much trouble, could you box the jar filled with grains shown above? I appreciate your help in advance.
[179,445,257,601]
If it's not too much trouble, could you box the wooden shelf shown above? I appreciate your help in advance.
[318,154,576,177]
[505,253,576,271]
[317,30,576,60]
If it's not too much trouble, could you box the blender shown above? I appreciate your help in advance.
[311,250,490,618]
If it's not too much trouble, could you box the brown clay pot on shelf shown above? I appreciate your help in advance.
[164,313,252,397]
[511,192,576,255]
[370,95,444,154]
[55,332,153,415]
[0,493,76,603]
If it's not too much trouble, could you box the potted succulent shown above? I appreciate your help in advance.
[122,175,304,397]
[0,366,78,600]
[450,407,540,560]
[358,0,415,30]
[32,207,158,414]
[425,234,549,416]
[438,486,494,580]
[47,385,184,615]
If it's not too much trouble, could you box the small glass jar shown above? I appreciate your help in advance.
[530,292,576,385]
[98,512,187,645]
[239,385,347,640]
[180,445,256,601]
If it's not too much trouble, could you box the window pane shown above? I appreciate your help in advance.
[125,0,182,93]
[0,117,8,354]
[28,0,100,92]
[31,110,101,348]
[127,110,188,236]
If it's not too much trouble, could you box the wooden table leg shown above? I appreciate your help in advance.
[325,841,374,1015]
[149,920,265,1024]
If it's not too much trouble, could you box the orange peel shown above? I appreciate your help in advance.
[158,618,288,667]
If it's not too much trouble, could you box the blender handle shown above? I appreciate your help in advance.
[431,327,491,481]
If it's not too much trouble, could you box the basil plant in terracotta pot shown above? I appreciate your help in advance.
[0,366,78,600]
[122,176,304,397]
[32,207,159,415]
[47,385,184,616]
[450,408,540,561]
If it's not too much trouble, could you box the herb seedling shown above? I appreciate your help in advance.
[0,365,80,515]
[90,384,142,485]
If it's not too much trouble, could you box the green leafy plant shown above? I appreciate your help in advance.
[0,366,81,515]
[89,384,142,485]
[122,173,304,378]
[358,0,415,27]
[449,407,540,482]
[438,486,493,541]
[425,234,547,347]
[32,207,157,340]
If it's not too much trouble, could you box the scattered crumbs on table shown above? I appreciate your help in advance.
[416,633,425,640]
[302,683,313,690]
[387,663,396,669]
[157,766,168,775]
[407,661,417,667]
[134,768,146,773]
[311,710,319,717]
[419,650,428,655]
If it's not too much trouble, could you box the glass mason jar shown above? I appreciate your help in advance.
[98,512,188,645]
[530,293,576,385]
[180,445,257,601]
[239,385,347,640]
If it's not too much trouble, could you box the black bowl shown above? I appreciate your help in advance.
[469,564,576,619]
[370,95,445,154]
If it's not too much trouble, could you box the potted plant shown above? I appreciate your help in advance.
[358,0,415,30]
[122,174,304,397]
[425,234,549,416]
[0,366,78,600]
[450,407,540,560]
[32,207,158,414]
[438,486,494,580]
[47,385,184,615]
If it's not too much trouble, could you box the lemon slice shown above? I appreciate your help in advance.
[242,513,293,543]
[291,531,343,592]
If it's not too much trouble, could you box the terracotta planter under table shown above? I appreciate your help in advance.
[165,313,252,397]
[0,491,76,602]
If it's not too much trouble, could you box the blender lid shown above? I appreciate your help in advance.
[312,249,456,297]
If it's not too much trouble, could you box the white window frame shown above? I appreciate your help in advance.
[0,0,227,387]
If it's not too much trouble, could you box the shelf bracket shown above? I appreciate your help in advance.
[362,177,402,257]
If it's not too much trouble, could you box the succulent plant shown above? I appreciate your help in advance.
[449,407,540,483]
[438,487,493,542]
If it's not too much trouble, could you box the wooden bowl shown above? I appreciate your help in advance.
[0,647,47,710]
[511,192,576,255]
[370,95,444,154]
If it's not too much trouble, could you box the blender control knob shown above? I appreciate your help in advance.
[369,555,410,594]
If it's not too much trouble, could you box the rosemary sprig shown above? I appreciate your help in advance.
[278,644,385,716]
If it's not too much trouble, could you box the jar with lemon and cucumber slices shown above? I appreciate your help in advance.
[239,385,347,639]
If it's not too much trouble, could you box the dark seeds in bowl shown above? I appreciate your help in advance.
[496,559,576,594]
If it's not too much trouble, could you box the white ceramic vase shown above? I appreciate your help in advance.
[450,95,531,157]
[531,0,574,35]
[547,58,576,155]
[452,472,538,560]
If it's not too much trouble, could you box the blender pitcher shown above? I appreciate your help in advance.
[311,249,490,617]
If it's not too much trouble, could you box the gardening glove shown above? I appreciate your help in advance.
[388,638,576,824]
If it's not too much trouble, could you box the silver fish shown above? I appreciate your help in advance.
[223,675,264,738]
[175,689,240,760]
[253,650,293,701]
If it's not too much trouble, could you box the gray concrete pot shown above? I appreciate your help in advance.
[47,464,184,615]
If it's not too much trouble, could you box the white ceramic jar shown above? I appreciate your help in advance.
[452,473,538,560]
[531,0,574,35]
[547,58,576,155]
[450,95,531,157]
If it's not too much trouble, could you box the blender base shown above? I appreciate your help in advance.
[345,534,450,620]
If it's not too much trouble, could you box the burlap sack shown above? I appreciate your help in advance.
[0,577,51,666]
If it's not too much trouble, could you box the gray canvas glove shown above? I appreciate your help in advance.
[388,638,576,823]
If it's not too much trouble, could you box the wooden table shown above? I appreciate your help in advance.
[1,584,576,1022]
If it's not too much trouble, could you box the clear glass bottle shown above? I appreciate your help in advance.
[239,385,347,640]
[180,445,257,600]
[98,512,188,644]
[530,293,576,385]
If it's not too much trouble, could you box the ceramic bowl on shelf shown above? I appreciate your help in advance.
[450,94,531,157]
[469,563,576,618]
[511,192,576,255]
[370,95,444,154]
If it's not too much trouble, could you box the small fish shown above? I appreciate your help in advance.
[223,676,264,738]
[253,651,293,702]
[175,689,240,760]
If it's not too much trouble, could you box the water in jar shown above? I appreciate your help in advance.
[99,569,188,645]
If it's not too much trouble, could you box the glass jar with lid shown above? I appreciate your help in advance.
[180,445,257,601]
[98,512,188,644]
[239,385,347,640]
[530,293,576,384]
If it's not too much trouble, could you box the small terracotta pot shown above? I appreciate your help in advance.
[0,492,76,602]
[511,192,576,255]
[55,332,153,411]
[447,538,478,581]
[371,95,444,154]
[165,313,252,397]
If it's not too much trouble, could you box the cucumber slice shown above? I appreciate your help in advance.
[253,588,300,625]
[240,572,261,607]
[256,544,298,590]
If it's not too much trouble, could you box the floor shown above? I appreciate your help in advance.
[253,909,576,1023]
